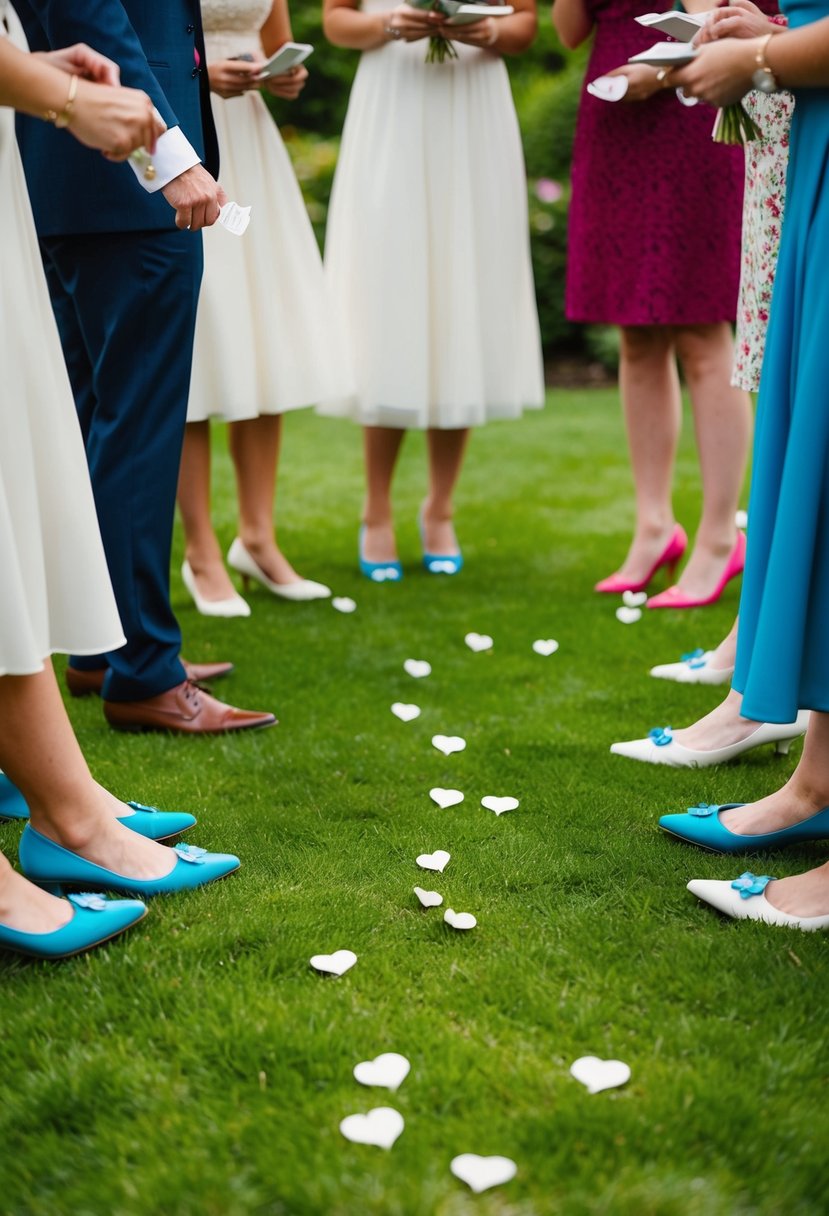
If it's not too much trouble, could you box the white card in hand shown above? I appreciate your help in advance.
[586,75,629,102]
[635,11,706,42]
[218,201,252,236]
[629,41,698,67]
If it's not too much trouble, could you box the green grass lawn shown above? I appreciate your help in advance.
[1,389,827,1216]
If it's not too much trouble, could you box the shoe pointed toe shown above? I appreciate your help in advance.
[119,802,197,841]
[0,896,147,960]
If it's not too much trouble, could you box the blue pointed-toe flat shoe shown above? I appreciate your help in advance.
[19,825,240,897]
[0,892,147,960]
[418,510,463,575]
[118,801,197,841]
[0,781,196,841]
[659,802,829,853]
[358,525,402,583]
[0,774,29,821]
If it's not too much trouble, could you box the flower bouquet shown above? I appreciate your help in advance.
[711,102,761,145]
[405,0,512,64]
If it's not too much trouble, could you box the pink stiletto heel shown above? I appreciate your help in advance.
[594,524,687,595]
[647,531,746,610]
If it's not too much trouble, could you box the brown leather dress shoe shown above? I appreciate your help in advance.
[66,659,234,698]
[103,680,276,734]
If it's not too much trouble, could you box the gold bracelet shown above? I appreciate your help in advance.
[44,73,78,128]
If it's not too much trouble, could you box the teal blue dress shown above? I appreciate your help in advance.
[734,0,829,723]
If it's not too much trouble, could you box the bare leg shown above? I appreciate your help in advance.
[610,326,682,582]
[362,426,406,563]
[708,615,739,671]
[0,854,72,935]
[229,415,303,585]
[764,860,829,918]
[422,428,470,554]
[178,421,238,602]
[0,666,175,930]
[719,710,829,835]
[672,686,763,750]
[674,323,752,599]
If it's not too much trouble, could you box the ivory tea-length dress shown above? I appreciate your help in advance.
[189,0,351,421]
[0,1,124,675]
[321,0,545,429]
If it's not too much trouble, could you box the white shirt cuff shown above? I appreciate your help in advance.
[128,126,201,193]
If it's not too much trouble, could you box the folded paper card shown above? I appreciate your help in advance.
[259,42,313,79]
[635,11,706,42]
[629,41,698,67]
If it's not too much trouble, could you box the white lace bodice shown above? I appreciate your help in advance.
[201,0,272,60]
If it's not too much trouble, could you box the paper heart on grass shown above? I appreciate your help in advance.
[391,702,421,722]
[622,590,648,608]
[430,787,464,809]
[404,659,431,679]
[570,1055,631,1094]
[465,632,493,653]
[309,949,357,977]
[451,1154,517,1193]
[339,1107,404,1149]
[532,639,559,656]
[332,597,357,614]
[413,886,443,908]
[481,795,519,816]
[444,908,477,931]
[416,850,450,873]
[432,735,466,756]
[353,1053,410,1091]
[616,606,642,625]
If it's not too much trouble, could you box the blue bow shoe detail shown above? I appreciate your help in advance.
[731,872,774,900]
[681,648,706,665]
[648,726,674,747]
[688,803,715,818]
[358,526,403,583]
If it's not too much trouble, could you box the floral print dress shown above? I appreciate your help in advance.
[732,89,796,392]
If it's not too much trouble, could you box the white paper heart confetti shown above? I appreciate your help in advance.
[332,597,357,614]
[353,1053,411,1092]
[481,795,519,816]
[570,1055,631,1094]
[585,74,629,102]
[532,639,559,656]
[622,590,647,608]
[616,606,642,625]
[309,949,357,977]
[430,787,464,809]
[392,702,421,722]
[339,1106,404,1149]
[451,1154,517,1193]
[416,850,450,873]
[444,908,477,931]
[432,735,466,756]
[404,659,431,679]
[413,886,444,908]
[465,632,493,653]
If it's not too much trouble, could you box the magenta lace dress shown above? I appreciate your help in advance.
[566,0,752,326]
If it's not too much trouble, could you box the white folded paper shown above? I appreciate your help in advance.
[218,201,252,236]
[635,11,707,42]
[629,41,698,67]
[586,75,629,102]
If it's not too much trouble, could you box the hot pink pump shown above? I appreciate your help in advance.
[594,524,687,594]
[647,531,746,610]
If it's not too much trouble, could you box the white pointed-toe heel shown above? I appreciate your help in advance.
[687,875,829,931]
[610,711,810,768]
[649,648,735,685]
[181,561,251,619]
[227,538,331,602]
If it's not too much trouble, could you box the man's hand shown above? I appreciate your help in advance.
[162,163,227,231]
